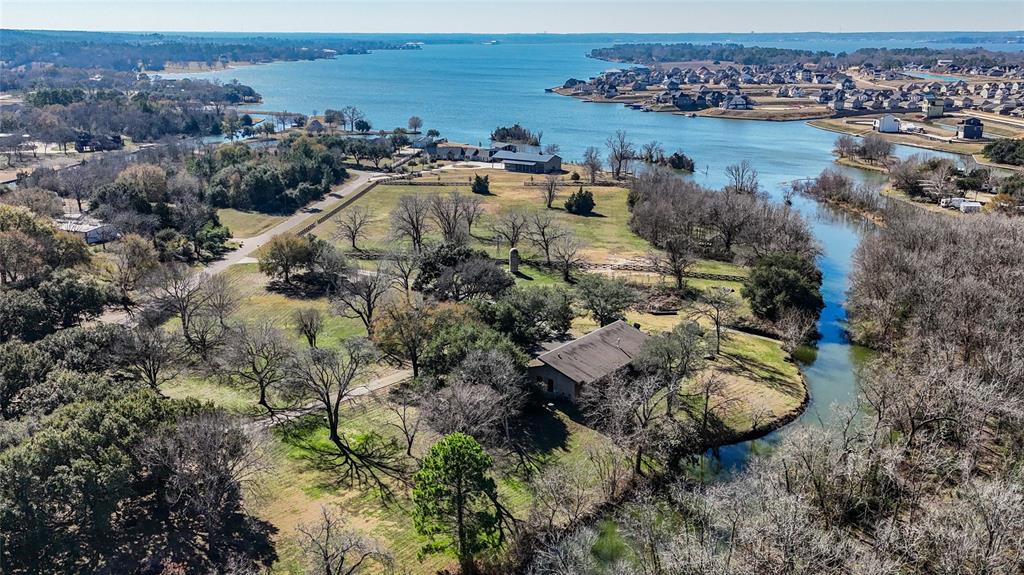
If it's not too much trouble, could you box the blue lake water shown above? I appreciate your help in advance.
[166,40,961,468]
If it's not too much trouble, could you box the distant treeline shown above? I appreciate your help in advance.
[590,42,1024,68]
[0,29,417,71]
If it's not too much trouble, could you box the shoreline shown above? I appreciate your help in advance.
[552,86,833,122]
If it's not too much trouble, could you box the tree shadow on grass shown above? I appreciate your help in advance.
[265,276,329,300]
[716,349,804,399]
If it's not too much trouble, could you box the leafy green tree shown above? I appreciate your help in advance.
[474,285,576,347]
[0,288,50,342]
[742,252,824,321]
[666,151,695,172]
[413,433,501,571]
[983,138,1024,166]
[37,270,112,329]
[354,119,372,133]
[258,233,314,284]
[0,339,54,418]
[0,392,198,568]
[575,274,637,327]
[421,313,525,378]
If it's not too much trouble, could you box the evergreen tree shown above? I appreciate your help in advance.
[413,433,501,571]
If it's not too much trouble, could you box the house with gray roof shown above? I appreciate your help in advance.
[529,320,649,402]
[491,150,562,174]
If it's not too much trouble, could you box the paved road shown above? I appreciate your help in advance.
[206,171,373,276]
[247,368,413,432]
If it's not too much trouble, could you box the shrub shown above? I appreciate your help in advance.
[564,186,596,215]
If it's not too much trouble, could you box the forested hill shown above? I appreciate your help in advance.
[0,29,419,71]
[590,42,1024,68]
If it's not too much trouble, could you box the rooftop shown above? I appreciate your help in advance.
[533,320,649,384]
[491,150,559,163]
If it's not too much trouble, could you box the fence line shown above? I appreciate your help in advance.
[294,180,382,236]
[344,248,745,282]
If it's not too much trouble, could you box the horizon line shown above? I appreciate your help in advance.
[6,28,1024,36]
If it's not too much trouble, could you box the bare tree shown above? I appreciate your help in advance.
[372,299,432,377]
[693,287,739,355]
[540,173,561,209]
[386,250,418,295]
[527,212,568,265]
[377,389,423,458]
[334,207,374,251]
[428,191,469,245]
[139,413,270,548]
[551,233,585,281]
[581,373,668,476]
[332,266,393,336]
[108,233,158,308]
[295,505,393,575]
[146,263,238,356]
[693,372,740,440]
[584,445,629,502]
[529,463,595,531]
[641,140,665,163]
[284,341,405,495]
[529,526,601,575]
[225,321,293,413]
[636,321,706,417]
[645,236,696,290]
[423,380,507,446]
[389,194,432,252]
[582,146,603,184]
[777,308,816,355]
[119,323,184,391]
[926,162,956,199]
[463,194,485,237]
[606,130,635,179]
[724,160,760,195]
[293,307,325,348]
[705,189,757,255]
[407,116,423,133]
[491,210,529,249]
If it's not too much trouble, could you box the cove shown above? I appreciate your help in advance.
[167,41,957,468]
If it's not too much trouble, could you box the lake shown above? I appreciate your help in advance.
[166,40,956,468]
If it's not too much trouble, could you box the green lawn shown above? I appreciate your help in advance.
[220,263,366,346]
[309,168,651,263]
[262,399,627,574]
[218,208,288,238]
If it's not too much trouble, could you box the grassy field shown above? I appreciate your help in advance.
[218,209,289,238]
[309,167,653,264]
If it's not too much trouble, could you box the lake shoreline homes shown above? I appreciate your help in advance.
[554,45,1024,156]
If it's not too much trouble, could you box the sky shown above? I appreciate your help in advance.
[2,0,1022,34]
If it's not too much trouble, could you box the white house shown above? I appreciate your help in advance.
[960,201,983,214]
[56,216,116,244]
[873,114,901,133]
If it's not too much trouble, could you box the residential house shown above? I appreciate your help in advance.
[529,320,649,402]
[56,216,116,244]
[491,150,562,174]
[956,117,984,140]
[874,114,901,133]
[306,119,325,134]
